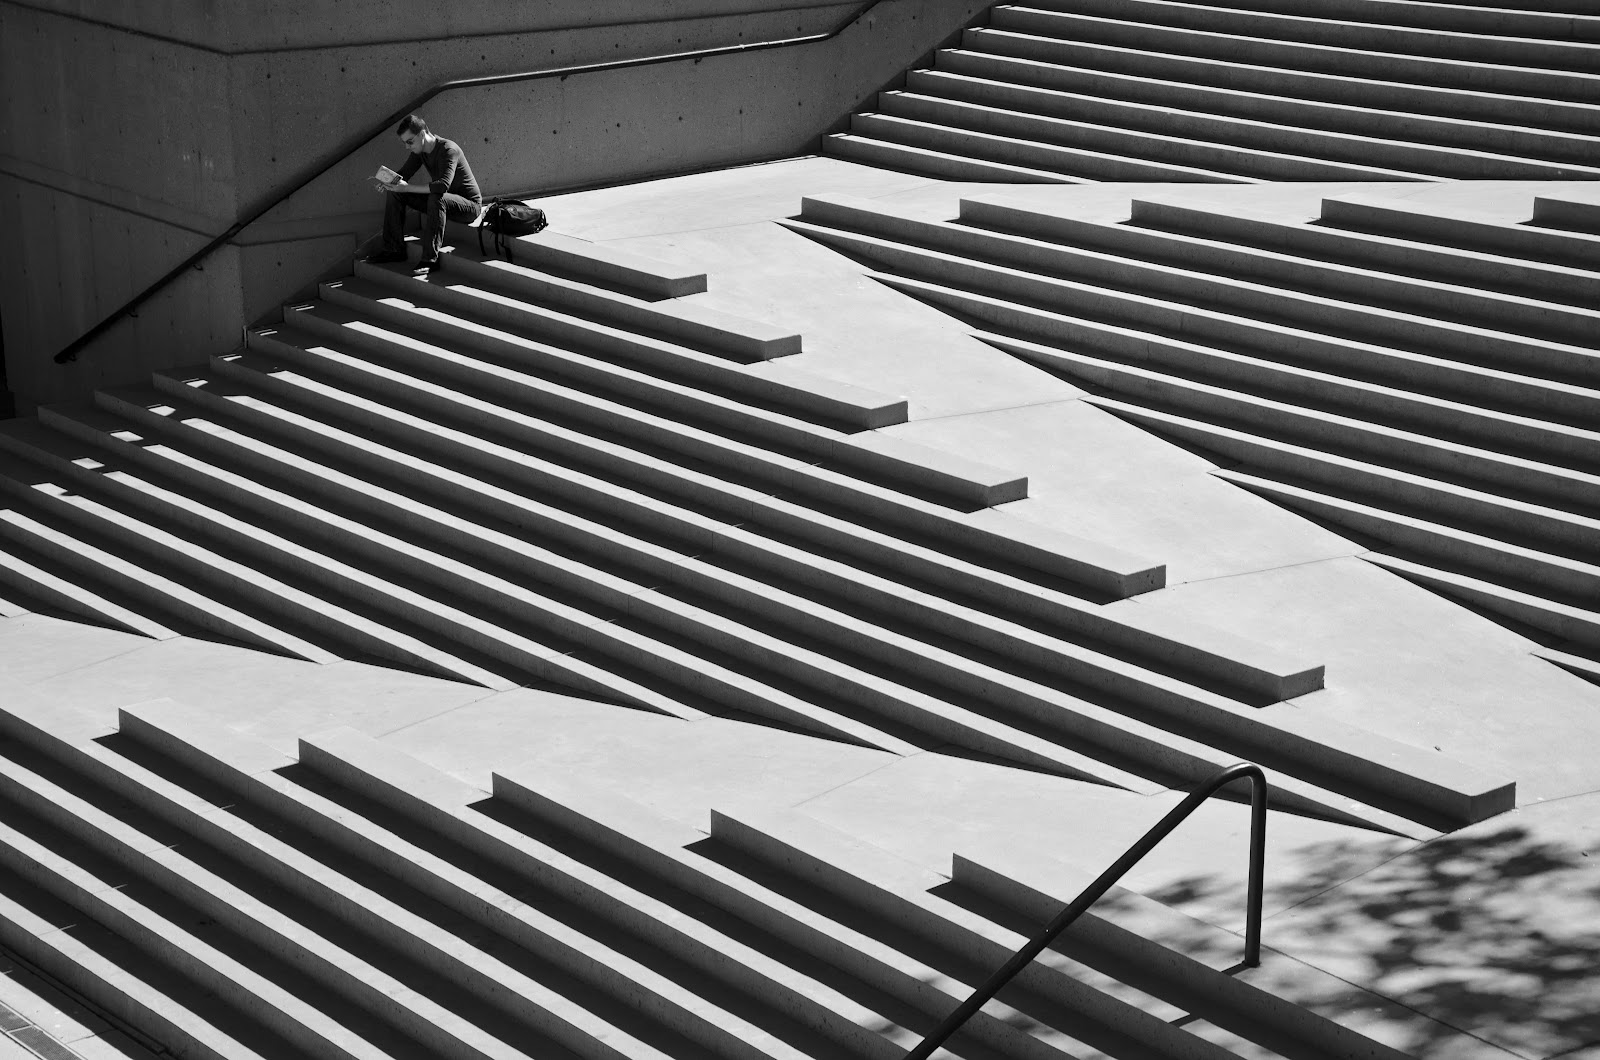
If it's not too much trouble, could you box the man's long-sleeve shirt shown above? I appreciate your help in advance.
[397,137,482,203]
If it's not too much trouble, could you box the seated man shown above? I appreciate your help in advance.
[366,113,483,273]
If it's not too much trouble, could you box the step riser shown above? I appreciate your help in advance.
[1125,199,1600,307]
[297,743,909,1060]
[903,69,1600,177]
[978,204,1600,346]
[824,132,1079,183]
[0,823,379,1060]
[1099,403,1600,556]
[1231,476,1600,600]
[987,8,1600,98]
[1009,0,1600,72]
[1020,346,1600,510]
[1321,197,1600,271]
[850,112,1249,183]
[954,33,1600,132]
[424,250,799,363]
[295,295,831,480]
[0,531,178,639]
[1369,556,1600,650]
[709,812,1247,1060]
[306,288,1026,513]
[881,87,1439,181]
[1137,0,1600,42]
[806,215,1600,388]
[0,466,340,663]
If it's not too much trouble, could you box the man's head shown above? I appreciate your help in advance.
[396,114,434,155]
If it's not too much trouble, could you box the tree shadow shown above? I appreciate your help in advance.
[1143,823,1600,1059]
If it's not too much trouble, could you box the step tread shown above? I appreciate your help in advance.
[853,109,1274,183]
[824,131,1089,183]
[957,30,1600,128]
[908,66,1600,171]
[487,230,708,298]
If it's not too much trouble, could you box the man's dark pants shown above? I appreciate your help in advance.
[381,190,481,261]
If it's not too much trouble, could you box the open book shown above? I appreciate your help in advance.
[371,165,405,191]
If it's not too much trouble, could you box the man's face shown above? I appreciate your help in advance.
[399,131,426,155]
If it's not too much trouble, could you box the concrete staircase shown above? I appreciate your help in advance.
[782,188,1600,684]
[0,700,1510,1060]
[0,231,1516,835]
[826,0,1600,183]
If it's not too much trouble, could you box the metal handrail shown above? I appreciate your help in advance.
[53,0,889,364]
[904,762,1268,1060]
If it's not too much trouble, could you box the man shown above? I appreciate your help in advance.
[366,114,483,274]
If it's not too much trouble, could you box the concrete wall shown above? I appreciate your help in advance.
[1,0,981,411]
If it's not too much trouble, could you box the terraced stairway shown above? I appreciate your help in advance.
[783,188,1600,684]
[0,700,1511,1060]
[826,0,1600,183]
[0,230,1515,835]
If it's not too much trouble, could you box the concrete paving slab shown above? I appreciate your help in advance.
[3,626,493,755]
[1112,556,1600,804]
[881,400,1363,584]
[0,614,151,691]
[378,686,894,828]
[611,218,1082,421]
[1258,792,1600,1060]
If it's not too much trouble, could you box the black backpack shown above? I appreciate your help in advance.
[478,197,549,260]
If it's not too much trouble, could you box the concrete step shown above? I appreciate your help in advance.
[0,418,519,690]
[706,808,1290,1060]
[361,251,795,364]
[45,397,1326,799]
[951,851,1512,1060]
[89,390,1467,830]
[33,401,962,759]
[972,197,1600,344]
[0,449,343,665]
[288,725,991,1060]
[34,718,707,1060]
[355,261,904,432]
[318,275,1026,511]
[234,320,1159,600]
[1533,191,1600,231]
[788,198,1600,390]
[0,761,431,1060]
[1075,390,1600,561]
[0,860,293,1060]
[984,328,1600,509]
[957,29,1600,132]
[1364,552,1600,652]
[1118,196,1600,307]
[822,131,1086,183]
[1320,194,1600,270]
[1221,467,1600,604]
[115,704,888,1060]
[986,7,1600,100]
[904,67,1600,178]
[848,110,1259,183]
[0,526,180,640]
[1187,0,1600,42]
[102,372,1318,713]
[1012,0,1600,71]
[478,229,708,298]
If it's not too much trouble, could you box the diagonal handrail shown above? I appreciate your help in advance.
[53,0,889,364]
[904,762,1268,1060]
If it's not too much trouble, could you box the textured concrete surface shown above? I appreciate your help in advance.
[5,159,1600,1057]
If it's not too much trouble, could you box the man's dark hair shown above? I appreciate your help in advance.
[396,114,428,137]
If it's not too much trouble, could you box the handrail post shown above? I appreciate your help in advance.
[904,763,1267,1060]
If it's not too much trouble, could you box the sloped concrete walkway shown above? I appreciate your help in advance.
[4,158,1599,1058]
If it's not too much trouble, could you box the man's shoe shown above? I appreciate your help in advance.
[412,257,444,275]
[363,249,407,264]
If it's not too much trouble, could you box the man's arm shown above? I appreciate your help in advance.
[425,142,461,197]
